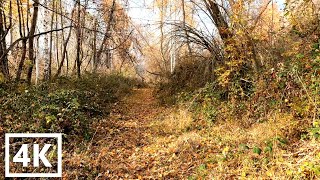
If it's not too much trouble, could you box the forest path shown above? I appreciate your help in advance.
[96,88,163,178]
[65,88,200,178]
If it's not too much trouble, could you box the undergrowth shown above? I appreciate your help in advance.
[0,73,142,143]
[155,36,319,178]
[0,73,145,177]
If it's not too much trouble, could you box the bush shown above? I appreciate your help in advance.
[156,56,216,104]
[0,73,139,139]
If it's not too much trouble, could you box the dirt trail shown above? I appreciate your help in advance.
[97,88,165,178]
[65,88,200,179]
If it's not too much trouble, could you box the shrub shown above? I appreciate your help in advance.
[0,73,139,140]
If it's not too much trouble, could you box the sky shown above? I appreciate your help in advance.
[127,0,156,24]
[126,0,286,36]
[127,0,286,21]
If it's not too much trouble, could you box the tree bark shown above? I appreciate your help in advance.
[55,1,59,69]
[92,19,97,72]
[203,0,231,41]
[0,2,10,79]
[49,0,55,78]
[26,0,39,84]
[43,0,50,80]
[35,36,40,84]
[16,40,27,80]
[15,0,27,81]
[76,0,81,77]
[202,0,262,74]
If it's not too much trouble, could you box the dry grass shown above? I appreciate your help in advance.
[183,112,318,179]
[66,85,314,178]
[168,132,202,154]
[60,88,319,179]
[150,106,319,179]
[151,108,194,134]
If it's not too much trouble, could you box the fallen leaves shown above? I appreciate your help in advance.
[63,88,201,178]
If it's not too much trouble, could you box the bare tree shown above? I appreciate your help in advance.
[94,0,116,71]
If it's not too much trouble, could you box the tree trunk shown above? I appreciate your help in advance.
[202,0,262,74]
[203,0,231,41]
[49,0,55,78]
[15,0,27,81]
[35,36,40,84]
[16,40,27,80]
[181,0,192,54]
[55,2,59,69]
[92,19,97,72]
[26,0,39,84]
[0,4,9,79]
[159,0,167,71]
[95,0,116,71]
[76,0,81,78]
[55,24,72,77]
[43,0,50,81]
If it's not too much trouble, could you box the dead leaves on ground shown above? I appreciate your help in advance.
[63,88,204,179]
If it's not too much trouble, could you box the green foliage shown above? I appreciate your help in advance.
[264,145,272,154]
[298,161,320,177]
[176,83,223,123]
[309,120,320,139]
[253,146,262,155]
[2,88,89,135]
[0,74,138,140]
[239,144,249,152]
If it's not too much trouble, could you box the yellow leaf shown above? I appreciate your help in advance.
[0,73,4,83]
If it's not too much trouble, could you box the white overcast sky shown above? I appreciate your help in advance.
[127,0,286,23]
[126,0,286,35]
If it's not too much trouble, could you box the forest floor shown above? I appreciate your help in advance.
[63,88,320,179]
[64,88,203,179]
